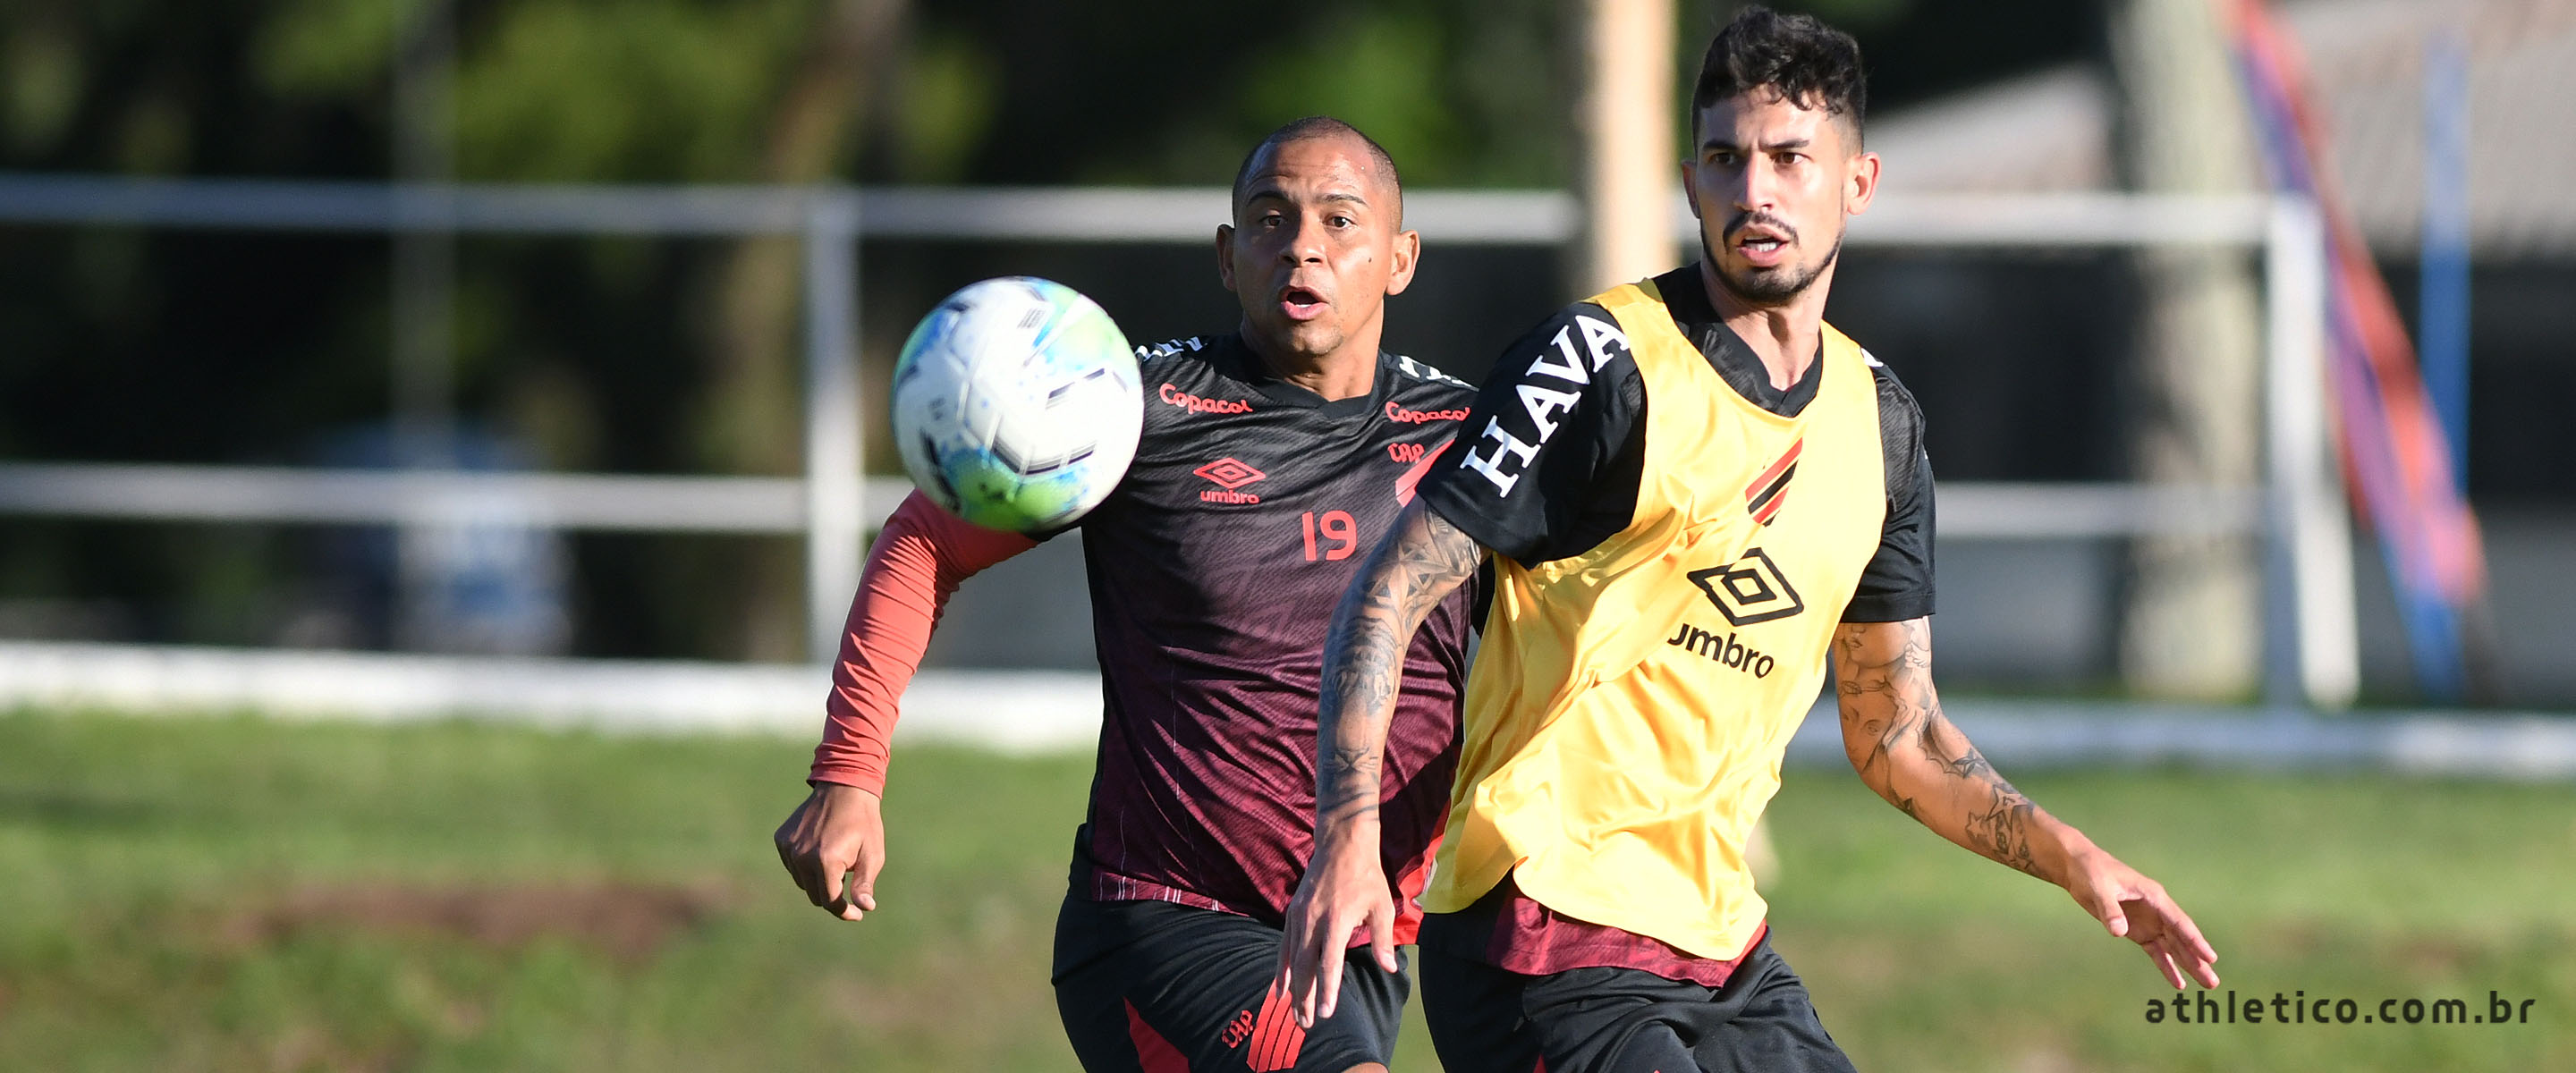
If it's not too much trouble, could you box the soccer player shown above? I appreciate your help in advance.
[1277,9,2220,1072]
[773,117,1479,1073]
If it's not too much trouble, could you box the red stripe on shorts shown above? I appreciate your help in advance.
[1125,999,1189,1073]
[1246,981,1307,1072]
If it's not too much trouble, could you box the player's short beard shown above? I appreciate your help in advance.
[1701,223,1843,306]
[1274,317,1343,360]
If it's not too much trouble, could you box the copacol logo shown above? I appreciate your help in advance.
[1666,547,1804,679]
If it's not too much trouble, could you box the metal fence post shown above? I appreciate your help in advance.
[2262,195,2359,709]
[803,193,864,665]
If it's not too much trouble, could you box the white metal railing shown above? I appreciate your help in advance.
[0,465,2268,540]
[3,638,2561,777]
[0,462,918,534]
[0,173,2278,247]
[0,173,2354,707]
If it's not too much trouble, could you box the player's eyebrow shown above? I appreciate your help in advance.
[1700,135,1813,154]
[1241,188,1373,212]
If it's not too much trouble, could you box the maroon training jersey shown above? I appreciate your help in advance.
[1063,332,1479,940]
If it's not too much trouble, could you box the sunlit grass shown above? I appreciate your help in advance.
[0,709,2565,1070]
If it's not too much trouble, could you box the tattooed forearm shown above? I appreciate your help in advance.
[1318,744,1384,826]
[1963,782,2040,876]
[1832,618,2051,881]
[1918,705,2041,875]
[1312,501,1481,837]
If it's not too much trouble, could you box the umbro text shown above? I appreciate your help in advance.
[1665,621,1776,678]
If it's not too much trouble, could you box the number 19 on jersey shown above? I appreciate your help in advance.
[1301,511,1358,562]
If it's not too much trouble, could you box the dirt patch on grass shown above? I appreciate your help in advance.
[258,1024,404,1073]
[218,879,733,961]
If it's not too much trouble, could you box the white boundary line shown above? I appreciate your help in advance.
[0,641,1097,753]
[3,641,2566,777]
[1782,698,2576,781]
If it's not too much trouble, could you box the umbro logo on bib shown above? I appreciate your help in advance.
[1668,547,1802,677]
[1687,546,1805,626]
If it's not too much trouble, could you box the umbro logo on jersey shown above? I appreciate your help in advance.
[1745,437,1802,526]
[1688,546,1804,626]
[1194,457,1267,504]
[1195,457,1265,489]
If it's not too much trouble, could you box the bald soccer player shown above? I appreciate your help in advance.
[775,117,1479,1073]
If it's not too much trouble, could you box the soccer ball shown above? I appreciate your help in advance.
[890,277,1143,533]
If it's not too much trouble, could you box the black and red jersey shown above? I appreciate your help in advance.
[1063,332,1479,938]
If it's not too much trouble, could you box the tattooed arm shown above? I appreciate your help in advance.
[1275,498,1484,1027]
[1833,618,2220,990]
[1315,501,1483,836]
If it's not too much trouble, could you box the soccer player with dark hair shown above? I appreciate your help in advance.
[774,117,1479,1073]
[1278,8,2220,1072]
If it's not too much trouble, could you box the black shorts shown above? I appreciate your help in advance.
[1052,894,1410,1073]
[1417,930,1856,1073]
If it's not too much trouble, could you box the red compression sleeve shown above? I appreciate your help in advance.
[809,490,1038,794]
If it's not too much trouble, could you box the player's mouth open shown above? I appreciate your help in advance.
[1734,231,1791,266]
[1279,286,1328,321]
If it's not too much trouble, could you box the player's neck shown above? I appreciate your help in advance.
[1700,261,1835,391]
[1238,322,1380,401]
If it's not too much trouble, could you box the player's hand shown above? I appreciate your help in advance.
[1275,827,1396,1029]
[773,782,886,921]
[2062,846,2218,990]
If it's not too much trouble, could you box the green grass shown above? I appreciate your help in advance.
[0,708,2568,1071]
[1761,764,2575,1071]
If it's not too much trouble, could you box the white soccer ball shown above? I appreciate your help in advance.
[890,276,1143,533]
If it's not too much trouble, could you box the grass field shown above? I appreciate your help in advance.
[1,708,2568,1071]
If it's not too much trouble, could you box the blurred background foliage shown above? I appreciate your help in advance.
[0,0,2097,660]
[0,0,2101,186]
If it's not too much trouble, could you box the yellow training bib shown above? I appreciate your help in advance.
[1423,277,1888,960]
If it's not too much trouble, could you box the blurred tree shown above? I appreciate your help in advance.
[0,0,2123,662]
[2105,0,2265,701]
[704,0,909,658]
[914,0,1572,189]
[265,0,914,659]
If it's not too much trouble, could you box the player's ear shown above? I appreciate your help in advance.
[1384,229,1420,297]
[1845,149,1880,216]
[1215,224,1238,292]
[1680,159,1704,220]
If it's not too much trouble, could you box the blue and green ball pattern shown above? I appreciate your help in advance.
[890,277,1143,534]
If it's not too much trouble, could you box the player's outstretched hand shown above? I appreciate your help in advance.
[2063,846,2218,990]
[773,782,886,921]
[1275,835,1396,1029]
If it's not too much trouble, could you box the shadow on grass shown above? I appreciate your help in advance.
[208,879,739,963]
[0,789,170,830]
